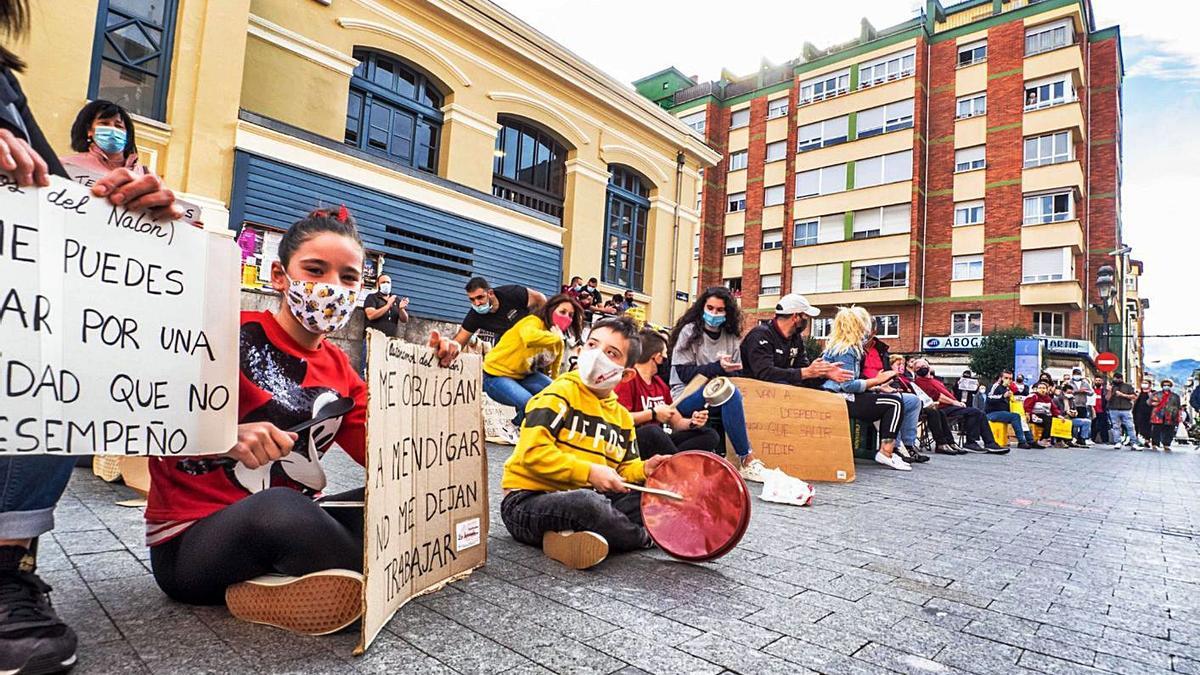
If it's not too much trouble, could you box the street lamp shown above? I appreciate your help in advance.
[1094,264,1115,353]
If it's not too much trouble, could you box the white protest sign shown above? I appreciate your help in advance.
[357,331,488,654]
[0,174,239,454]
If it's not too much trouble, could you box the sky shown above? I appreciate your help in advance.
[495,0,1199,367]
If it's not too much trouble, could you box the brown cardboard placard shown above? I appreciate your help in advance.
[731,377,855,483]
[355,331,488,655]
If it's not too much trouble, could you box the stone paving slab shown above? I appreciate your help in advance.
[45,441,1200,674]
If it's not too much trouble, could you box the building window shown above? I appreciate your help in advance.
[1025,74,1075,111]
[1024,131,1073,168]
[730,108,750,129]
[954,146,986,173]
[1026,18,1074,57]
[811,317,832,339]
[767,98,789,119]
[728,150,748,172]
[602,165,650,291]
[346,50,444,173]
[956,93,987,119]
[725,277,743,293]
[693,231,700,259]
[954,200,985,226]
[760,274,782,295]
[797,115,849,151]
[799,69,850,104]
[764,184,785,207]
[793,219,818,247]
[1033,311,1065,337]
[1022,247,1073,283]
[852,261,908,290]
[856,99,914,138]
[951,311,983,336]
[852,204,909,239]
[873,314,900,338]
[724,235,745,255]
[1023,191,1074,224]
[858,49,916,88]
[493,116,567,219]
[88,0,180,120]
[793,263,843,294]
[795,164,847,198]
[680,110,706,133]
[854,150,913,189]
[762,229,784,251]
[765,140,788,163]
[958,40,987,67]
[727,191,746,212]
[952,254,984,281]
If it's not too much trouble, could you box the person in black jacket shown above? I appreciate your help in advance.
[985,371,1034,449]
[739,294,850,386]
[0,4,183,671]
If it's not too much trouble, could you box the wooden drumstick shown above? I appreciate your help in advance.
[622,483,684,501]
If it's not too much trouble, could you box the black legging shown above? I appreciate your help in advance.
[844,392,902,441]
[636,423,721,459]
[150,487,364,605]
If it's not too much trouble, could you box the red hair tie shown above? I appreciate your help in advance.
[336,205,350,223]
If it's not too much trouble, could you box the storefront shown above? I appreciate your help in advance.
[919,335,1101,379]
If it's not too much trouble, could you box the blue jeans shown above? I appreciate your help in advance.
[1110,410,1135,444]
[675,387,751,458]
[483,372,553,426]
[987,411,1032,444]
[896,393,920,449]
[0,457,78,539]
[1072,418,1091,440]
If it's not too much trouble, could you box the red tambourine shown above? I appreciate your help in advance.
[640,451,751,562]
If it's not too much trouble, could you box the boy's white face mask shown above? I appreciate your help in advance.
[576,348,624,396]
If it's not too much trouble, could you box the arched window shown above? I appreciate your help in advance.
[492,117,567,220]
[344,49,443,173]
[602,165,651,291]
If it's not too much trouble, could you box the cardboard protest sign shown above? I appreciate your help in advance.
[357,331,488,654]
[731,377,855,482]
[0,174,239,454]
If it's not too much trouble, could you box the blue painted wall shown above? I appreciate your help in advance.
[229,151,562,322]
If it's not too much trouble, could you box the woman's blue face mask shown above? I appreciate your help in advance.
[702,311,725,328]
[92,125,127,154]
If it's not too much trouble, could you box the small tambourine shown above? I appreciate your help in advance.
[640,451,751,562]
[702,377,737,407]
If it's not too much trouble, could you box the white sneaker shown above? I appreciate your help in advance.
[874,451,912,471]
[738,457,768,483]
[502,421,522,445]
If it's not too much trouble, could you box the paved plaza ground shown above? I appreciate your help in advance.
[42,441,1200,674]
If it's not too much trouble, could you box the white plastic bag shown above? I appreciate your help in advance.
[759,468,814,507]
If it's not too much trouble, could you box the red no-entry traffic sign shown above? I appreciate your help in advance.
[1095,352,1119,373]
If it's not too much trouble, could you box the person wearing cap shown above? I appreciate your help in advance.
[1148,379,1183,451]
[739,293,852,388]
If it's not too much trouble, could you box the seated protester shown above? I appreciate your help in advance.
[615,330,720,459]
[577,291,596,324]
[1056,384,1092,447]
[986,370,1034,449]
[1023,380,1063,448]
[61,99,147,176]
[1013,374,1031,397]
[667,287,766,481]
[890,354,961,455]
[362,274,409,337]
[853,307,925,464]
[912,358,1007,454]
[433,276,547,366]
[483,294,584,444]
[604,293,627,314]
[500,317,668,570]
[740,293,851,388]
[147,208,371,636]
[957,370,976,406]
[821,308,911,472]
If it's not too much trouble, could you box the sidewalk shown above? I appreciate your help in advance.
[45,443,1200,674]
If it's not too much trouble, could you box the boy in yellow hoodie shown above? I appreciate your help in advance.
[501,316,668,569]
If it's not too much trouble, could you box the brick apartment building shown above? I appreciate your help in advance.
[635,0,1140,378]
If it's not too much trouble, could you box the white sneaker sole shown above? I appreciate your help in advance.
[225,569,363,636]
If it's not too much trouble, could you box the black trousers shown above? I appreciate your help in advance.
[844,392,902,441]
[1029,413,1054,441]
[635,423,721,460]
[150,487,364,605]
[1092,412,1110,443]
[1152,423,1175,448]
[500,489,650,554]
[922,408,954,444]
[944,406,996,444]
[1134,410,1153,441]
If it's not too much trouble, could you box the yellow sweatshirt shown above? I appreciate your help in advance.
[502,371,646,491]
[483,314,564,379]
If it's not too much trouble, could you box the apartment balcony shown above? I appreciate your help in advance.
[953,168,985,201]
[1022,159,1084,194]
[1021,219,1084,254]
[793,181,912,220]
[807,287,915,306]
[791,233,910,267]
[795,77,915,125]
[722,253,743,279]
[1020,280,1084,308]
[1023,100,1085,138]
[673,81,719,106]
[1024,43,1086,85]
[954,115,986,149]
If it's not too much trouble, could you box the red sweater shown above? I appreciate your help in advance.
[914,375,957,410]
[146,311,367,538]
[1023,393,1061,418]
[615,372,673,414]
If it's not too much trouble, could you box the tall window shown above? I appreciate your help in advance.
[955,200,985,226]
[858,49,916,88]
[89,0,179,120]
[793,264,843,294]
[760,274,782,295]
[765,141,788,163]
[679,110,706,133]
[764,184,786,207]
[793,219,818,247]
[811,317,833,339]
[602,166,650,290]
[724,235,745,255]
[956,93,987,119]
[1026,19,1074,56]
[728,150,748,172]
[874,315,900,338]
[795,164,847,198]
[725,277,743,293]
[730,109,750,129]
[852,261,908,290]
[346,50,443,173]
[1024,131,1073,168]
[727,191,746,212]
[767,98,789,119]
[852,204,909,239]
[854,151,913,188]
[797,116,849,151]
[857,99,914,138]
[1025,74,1074,111]
[958,40,987,67]
[955,146,986,173]
[1033,311,1065,337]
[799,69,850,104]
[951,311,983,336]
[762,229,784,251]
[493,117,567,219]
[1023,191,1074,224]
[1022,247,1073,283]
[952,254,984,281]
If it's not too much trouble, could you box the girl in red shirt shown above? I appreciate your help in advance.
[146,208,369,636]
